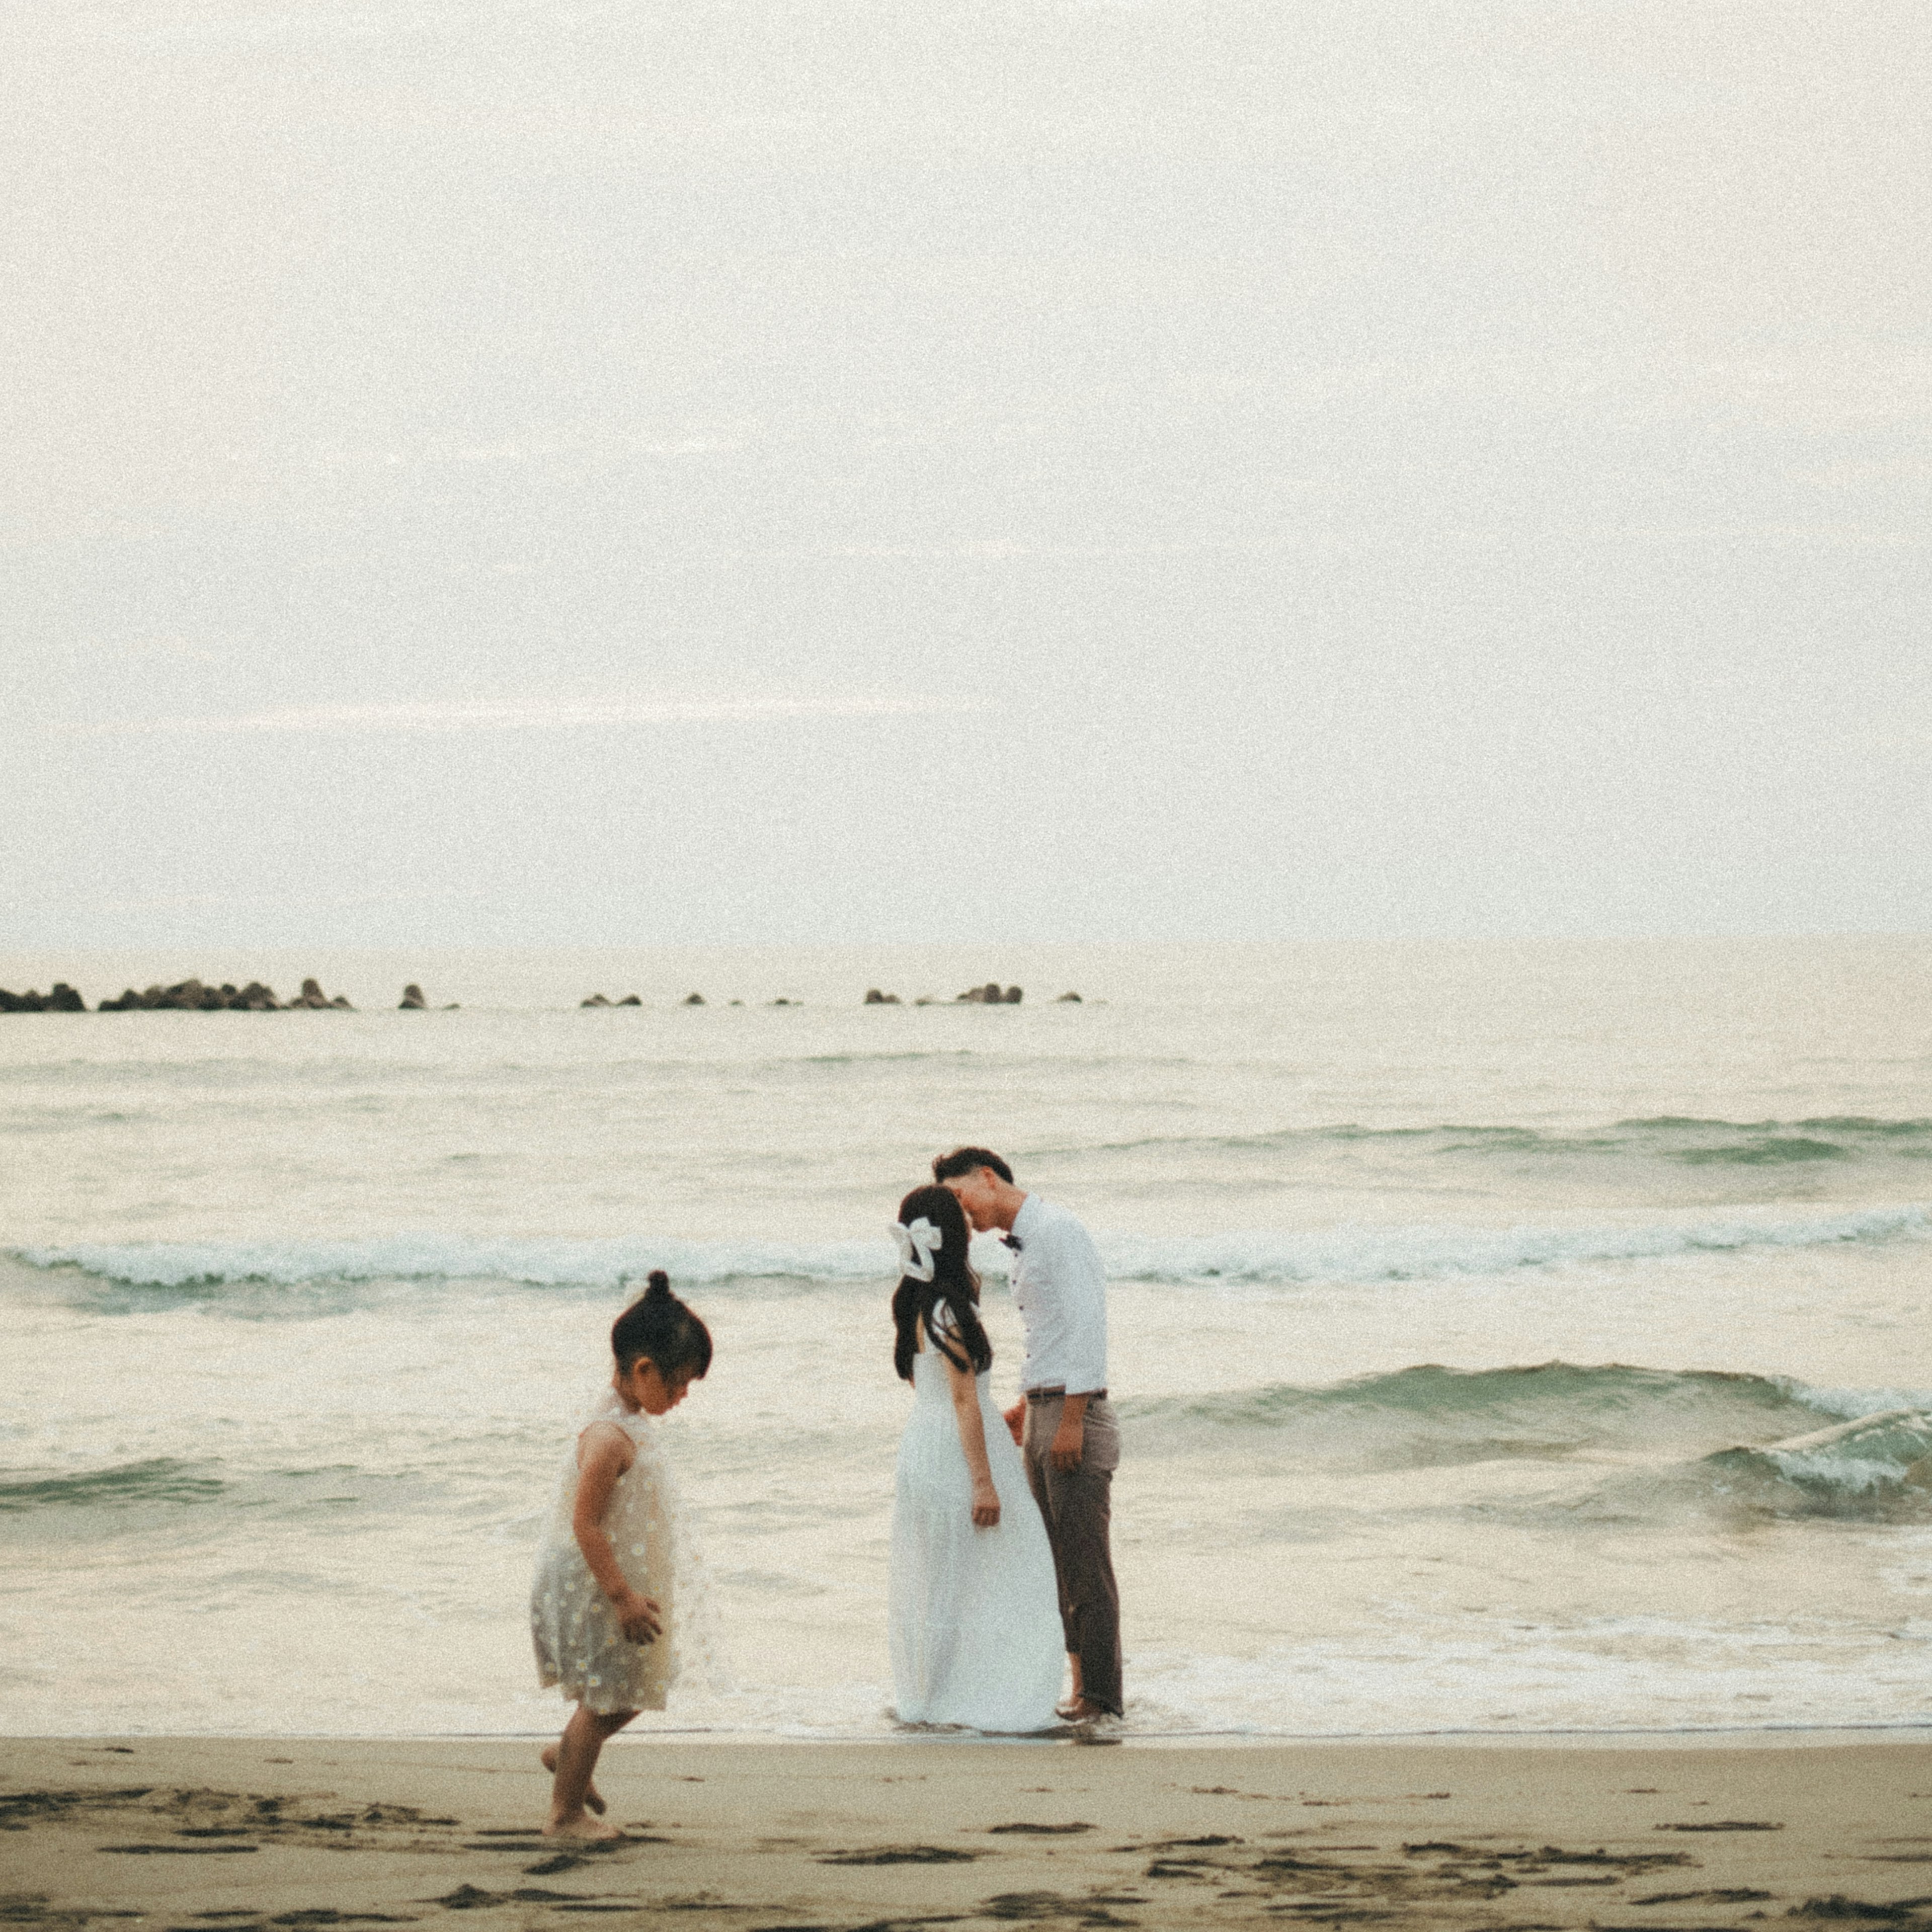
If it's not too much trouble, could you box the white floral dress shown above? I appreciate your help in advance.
[530,1406,675,1713]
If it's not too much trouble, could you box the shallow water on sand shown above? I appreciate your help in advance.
[4,938,1931,1737]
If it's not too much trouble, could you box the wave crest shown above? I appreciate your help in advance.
[12,1202,1928,1293]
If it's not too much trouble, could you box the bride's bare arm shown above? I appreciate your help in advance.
[941,1348,1001,1528]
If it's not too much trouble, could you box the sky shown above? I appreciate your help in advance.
[3,0,1927,948]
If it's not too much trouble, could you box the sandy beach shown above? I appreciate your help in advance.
[7,1734,1932,1930]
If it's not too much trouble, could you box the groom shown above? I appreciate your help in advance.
[934,1146,1122,1721]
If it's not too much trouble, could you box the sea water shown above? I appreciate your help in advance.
[4,937,1932,1738]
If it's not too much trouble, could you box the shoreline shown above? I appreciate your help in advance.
[11,1720,1932,1749]
[9,1732,1932,1931]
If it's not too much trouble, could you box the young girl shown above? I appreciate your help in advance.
[531,1271,712,1838]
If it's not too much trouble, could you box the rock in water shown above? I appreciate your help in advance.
[1003,985,1023,1004]
[0,985,89,1012]
[682,992,705,1006]
[1055,991,1082,1003]
[616,994,641,1006]
[864,988,902,1004]
[580,993,612,1007]
[399,984,427,1010]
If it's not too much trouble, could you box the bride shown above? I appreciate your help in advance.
[887,1183,1064,1732]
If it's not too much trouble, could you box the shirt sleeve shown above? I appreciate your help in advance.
[1050,1216,1109,1395]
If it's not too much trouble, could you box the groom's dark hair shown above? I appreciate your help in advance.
[932,1146,1013,1185]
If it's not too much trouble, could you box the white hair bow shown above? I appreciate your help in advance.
[892,1217,944,1282]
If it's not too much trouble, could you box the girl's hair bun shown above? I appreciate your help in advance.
[612,1270,712,1380]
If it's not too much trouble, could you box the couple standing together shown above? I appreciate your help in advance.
[890,1147,1122,1731]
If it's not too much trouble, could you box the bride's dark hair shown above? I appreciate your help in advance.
[892,1183,992,1383]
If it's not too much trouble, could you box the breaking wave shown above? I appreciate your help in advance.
[0,1458,226,1512]
[1128,1361,1929,1457]
[1126,1363,1932,1519]
[1041,1115,1932,1168]
[12,1201,1928,1293]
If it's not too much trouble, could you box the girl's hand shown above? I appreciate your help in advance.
[615,1590,663,1644]
[971,1480,1001,1528]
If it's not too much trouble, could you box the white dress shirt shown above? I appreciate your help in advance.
[1007,1194,1108,1396]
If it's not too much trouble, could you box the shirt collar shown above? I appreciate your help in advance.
[1010,1193,1041,1243]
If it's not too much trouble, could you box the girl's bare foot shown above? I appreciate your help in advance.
[542,1812,623,1840]
[540,1744,605,1815]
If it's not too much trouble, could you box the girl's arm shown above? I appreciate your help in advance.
[572,1422,663,1644]
[940,1339,1001,1528]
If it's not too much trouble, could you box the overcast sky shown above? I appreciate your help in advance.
[4,0,1927,948]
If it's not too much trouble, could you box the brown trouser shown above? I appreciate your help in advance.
[1022,1392,1122,1716]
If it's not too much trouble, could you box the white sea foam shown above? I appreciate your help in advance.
[18,1200,1929,1291]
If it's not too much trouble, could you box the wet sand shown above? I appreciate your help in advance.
[5,1734,1931,1930]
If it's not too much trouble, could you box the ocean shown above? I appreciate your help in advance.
[5,938,1931,1740]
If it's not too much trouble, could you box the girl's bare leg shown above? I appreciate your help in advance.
[544,1705,636,1837]
[540,1743,604,1814]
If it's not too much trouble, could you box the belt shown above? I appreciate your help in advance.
[1025,1387,1106,1403]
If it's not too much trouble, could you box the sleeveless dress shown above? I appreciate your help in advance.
[530,1406,676,1713]
[889,1309,1065,1732]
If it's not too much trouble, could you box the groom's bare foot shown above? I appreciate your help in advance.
[1059,1697,1116,1723]
[540,1744,605,1815]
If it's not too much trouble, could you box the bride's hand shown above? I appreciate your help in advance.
[971,1480,1001,1528]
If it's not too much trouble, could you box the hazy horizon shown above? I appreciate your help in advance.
[5,1,1927,950]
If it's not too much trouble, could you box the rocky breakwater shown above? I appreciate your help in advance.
[93,977,353,1011]
[0,983,87,1012]
[956,982,1023,1003]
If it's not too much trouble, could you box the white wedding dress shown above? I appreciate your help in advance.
[889,1323,1065,1732]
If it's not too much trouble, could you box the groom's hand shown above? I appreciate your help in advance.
[1004,1399,1025,1445]
[1048,1415,1085,1471]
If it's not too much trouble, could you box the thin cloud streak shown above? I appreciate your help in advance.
[77,696,979,737]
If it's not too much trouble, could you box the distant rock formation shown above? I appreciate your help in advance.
[581,993,612,1007]
[97,979,285,1011]
[617,994,641,1006]
[399,984,427,1009]
[864,988,902,1004]
[956,983,1022,1004]
[1055,991,1082,1002]
[682,992,706,1006]
[770,997,796,1006]
[292,978,353,1010]
[0,983,86,1012]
